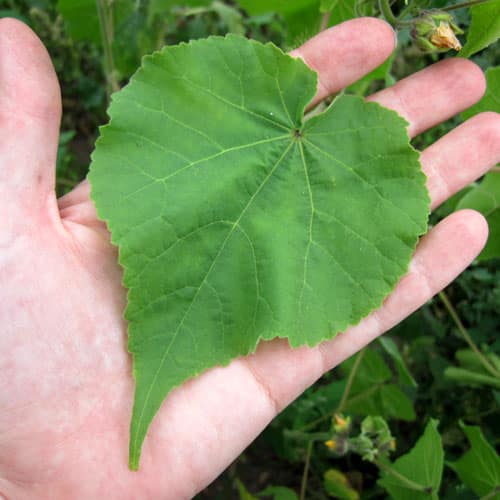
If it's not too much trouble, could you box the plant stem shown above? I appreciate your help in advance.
[56,177,78,187]
[375,459,430,492]
[438,291,500,378]
[300,440,313,500]
[378,0,398,26]
[398,0,416,19]
[440,0,494,11]
[96,0,120,99]
[336,348,366,414]
[319,11,331,32]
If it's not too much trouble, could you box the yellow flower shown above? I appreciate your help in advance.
[390,438,396,451]
[325,439,336,450]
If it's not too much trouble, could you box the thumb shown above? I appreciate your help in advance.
[0,18,61,224]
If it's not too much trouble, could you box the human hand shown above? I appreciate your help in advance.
[0,16,498,500]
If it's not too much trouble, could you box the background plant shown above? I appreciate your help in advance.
[1,0,498,497]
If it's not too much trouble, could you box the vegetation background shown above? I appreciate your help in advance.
[0,0,498,498]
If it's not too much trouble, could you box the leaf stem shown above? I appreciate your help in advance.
[378,0,398,26]
[438,291,500,378]
[56,177,78,187]
[96,0,120,99]
[378,0,414,28]
[375,459,430,492]
[336,348,366,414]
[398,0,416,19]
[300,440,313,500]
[440,0,494,11]
[319,11,331,32]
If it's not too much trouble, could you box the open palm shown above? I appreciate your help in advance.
[0,17,498,500]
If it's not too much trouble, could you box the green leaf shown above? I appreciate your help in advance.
[320,0,336,12]
[57,0,101,43]
[57,0,149,77]
[88,35,429,469]
[341,349,416,421]
[237,479,260,500]
[456,172,500,260]
[378,419,443,499]
[449,423,500,499]
[378,336,418,388]
[460,0,500,58]
[258,485,299,500]
[462,66,500,120]
[57,0,136,45]
[237,0,320,45]
[326,0,357,26]
[237,0,317,16]
[211,1,246,36]
[444,366,500,389]
[323,469,359,499]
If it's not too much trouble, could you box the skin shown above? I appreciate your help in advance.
[0,16,498,500]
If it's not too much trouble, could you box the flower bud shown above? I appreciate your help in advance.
[333,414,351,434]
[411,11,463,53]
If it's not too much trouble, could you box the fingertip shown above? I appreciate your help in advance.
[0,17,61,121]
[453,208,489,258]
[457,58,487,99]
[466,111,500,154]
[352,16,397,55]
[445,57,486,109]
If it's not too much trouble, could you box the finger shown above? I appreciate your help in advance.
[0,19,61,217]
[422,112,500,209]
[58,180,109,235]
[368,58,486,137]
[290,17,396,107]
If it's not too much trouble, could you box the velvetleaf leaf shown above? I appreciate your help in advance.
[88,35,430,469]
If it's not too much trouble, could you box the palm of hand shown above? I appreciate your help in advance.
[0,17,498,500]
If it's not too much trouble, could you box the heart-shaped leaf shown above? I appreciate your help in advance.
[88,35,429,469]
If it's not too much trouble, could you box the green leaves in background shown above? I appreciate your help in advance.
[378,336,418,388]
[445,348,500,389]
[340,348,416,421]
[460,0,500,58]
[323,469,359,499]
[378,419,443,499]
[457,172,500,260]
[57,0,135,44]
[450,422,500,499]
[57,0,155,78]
[89,35,429,469]
[57,0,101,43]
[323,0,357,28]
[258,486,299,500]
[237,0,320,45]
[237,482,299,500]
